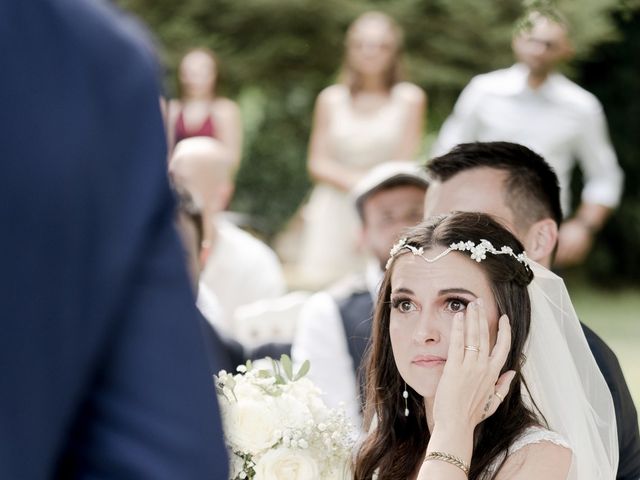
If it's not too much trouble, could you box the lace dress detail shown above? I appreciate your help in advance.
[482,426,571,478]
[508,426,570,454]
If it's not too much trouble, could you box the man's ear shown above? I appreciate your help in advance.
[522,218,558,264]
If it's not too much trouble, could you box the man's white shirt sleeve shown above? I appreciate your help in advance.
[291,291,361,426]
[573,100,624,208]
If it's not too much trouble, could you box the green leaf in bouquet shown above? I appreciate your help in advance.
[256,369,272,378]
[280,354,293,381]
[293,359,310,381]
[270,358,286,385]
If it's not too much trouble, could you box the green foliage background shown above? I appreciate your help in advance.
[575,8,640,284]
[119,0,639,283]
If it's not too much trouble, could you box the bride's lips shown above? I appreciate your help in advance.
[411,355,446,367]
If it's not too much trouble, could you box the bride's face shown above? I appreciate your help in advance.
[389,248,499,398]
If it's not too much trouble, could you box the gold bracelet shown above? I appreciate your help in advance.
[424,451,470,476]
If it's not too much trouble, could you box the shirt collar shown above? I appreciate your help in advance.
[503,63,561,99]
[365,259,384,298]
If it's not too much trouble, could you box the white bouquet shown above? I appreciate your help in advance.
[215,355,355,480]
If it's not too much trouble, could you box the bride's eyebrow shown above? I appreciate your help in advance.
[438,288,477,297]
[391,287,414,295]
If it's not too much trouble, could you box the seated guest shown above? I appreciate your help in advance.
[292,162,428,426]
[174,190,244,373]
[169,137,287,341]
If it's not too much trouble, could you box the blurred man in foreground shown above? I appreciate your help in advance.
[0,0,228,477]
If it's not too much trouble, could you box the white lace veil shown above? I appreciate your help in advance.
[522,261,618,479]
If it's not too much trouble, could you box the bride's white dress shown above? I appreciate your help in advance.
[482,426,570,478]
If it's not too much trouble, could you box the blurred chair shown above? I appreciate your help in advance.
[234,291,310,349]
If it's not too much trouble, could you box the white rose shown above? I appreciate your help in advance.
[322,458,352,480]
[233,380,265,400]
[287,379,328,422]
[287,378,320,402]
[254,447,320,480]
[274,392,313,429]
[221,396,281,455]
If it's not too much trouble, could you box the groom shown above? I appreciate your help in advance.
[424,141,640,479]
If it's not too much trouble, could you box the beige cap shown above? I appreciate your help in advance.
[352,161,429,215]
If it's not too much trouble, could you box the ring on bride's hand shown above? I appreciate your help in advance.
[464,345,480,352]
[494,391,505,402]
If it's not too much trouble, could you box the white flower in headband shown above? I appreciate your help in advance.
[386,238,530,269]
[389,238,407,257]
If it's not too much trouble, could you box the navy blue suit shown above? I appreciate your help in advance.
[0,0,228,478]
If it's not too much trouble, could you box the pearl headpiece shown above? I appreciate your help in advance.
[386,238,530,270]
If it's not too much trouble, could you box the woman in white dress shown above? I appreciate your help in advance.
[354,212,617,479]
[297,11,426,287]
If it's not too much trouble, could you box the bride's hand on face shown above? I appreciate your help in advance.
[432,300,516,431]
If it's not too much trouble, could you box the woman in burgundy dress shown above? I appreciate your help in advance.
[166,48,242,168]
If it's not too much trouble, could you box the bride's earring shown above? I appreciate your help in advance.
[403,383,409,416]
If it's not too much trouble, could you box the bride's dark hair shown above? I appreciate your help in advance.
[353,212,539,480]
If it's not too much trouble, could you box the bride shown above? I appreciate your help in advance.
[353,212,617,479]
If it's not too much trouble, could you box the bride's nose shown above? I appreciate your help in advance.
[412,311,441,344]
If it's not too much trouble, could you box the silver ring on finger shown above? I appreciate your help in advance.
[494,391,505,402]
[464,345,480,352]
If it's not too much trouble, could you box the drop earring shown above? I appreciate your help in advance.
[403,383,409,416]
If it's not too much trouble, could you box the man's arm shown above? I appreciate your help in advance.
[556,100,624,266]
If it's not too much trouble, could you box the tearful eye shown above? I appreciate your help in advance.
[447,299,467,313]
[391,298,417,313]
[399,300,414,312]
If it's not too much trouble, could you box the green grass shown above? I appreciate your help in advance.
[565,278,640,417]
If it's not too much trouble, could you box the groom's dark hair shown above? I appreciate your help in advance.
[426,142,563,228]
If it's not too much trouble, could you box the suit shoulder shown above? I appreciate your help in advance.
[581,323,620,368]
[580,322,627,395]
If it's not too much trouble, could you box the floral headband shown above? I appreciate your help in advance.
[385,238,530,270]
